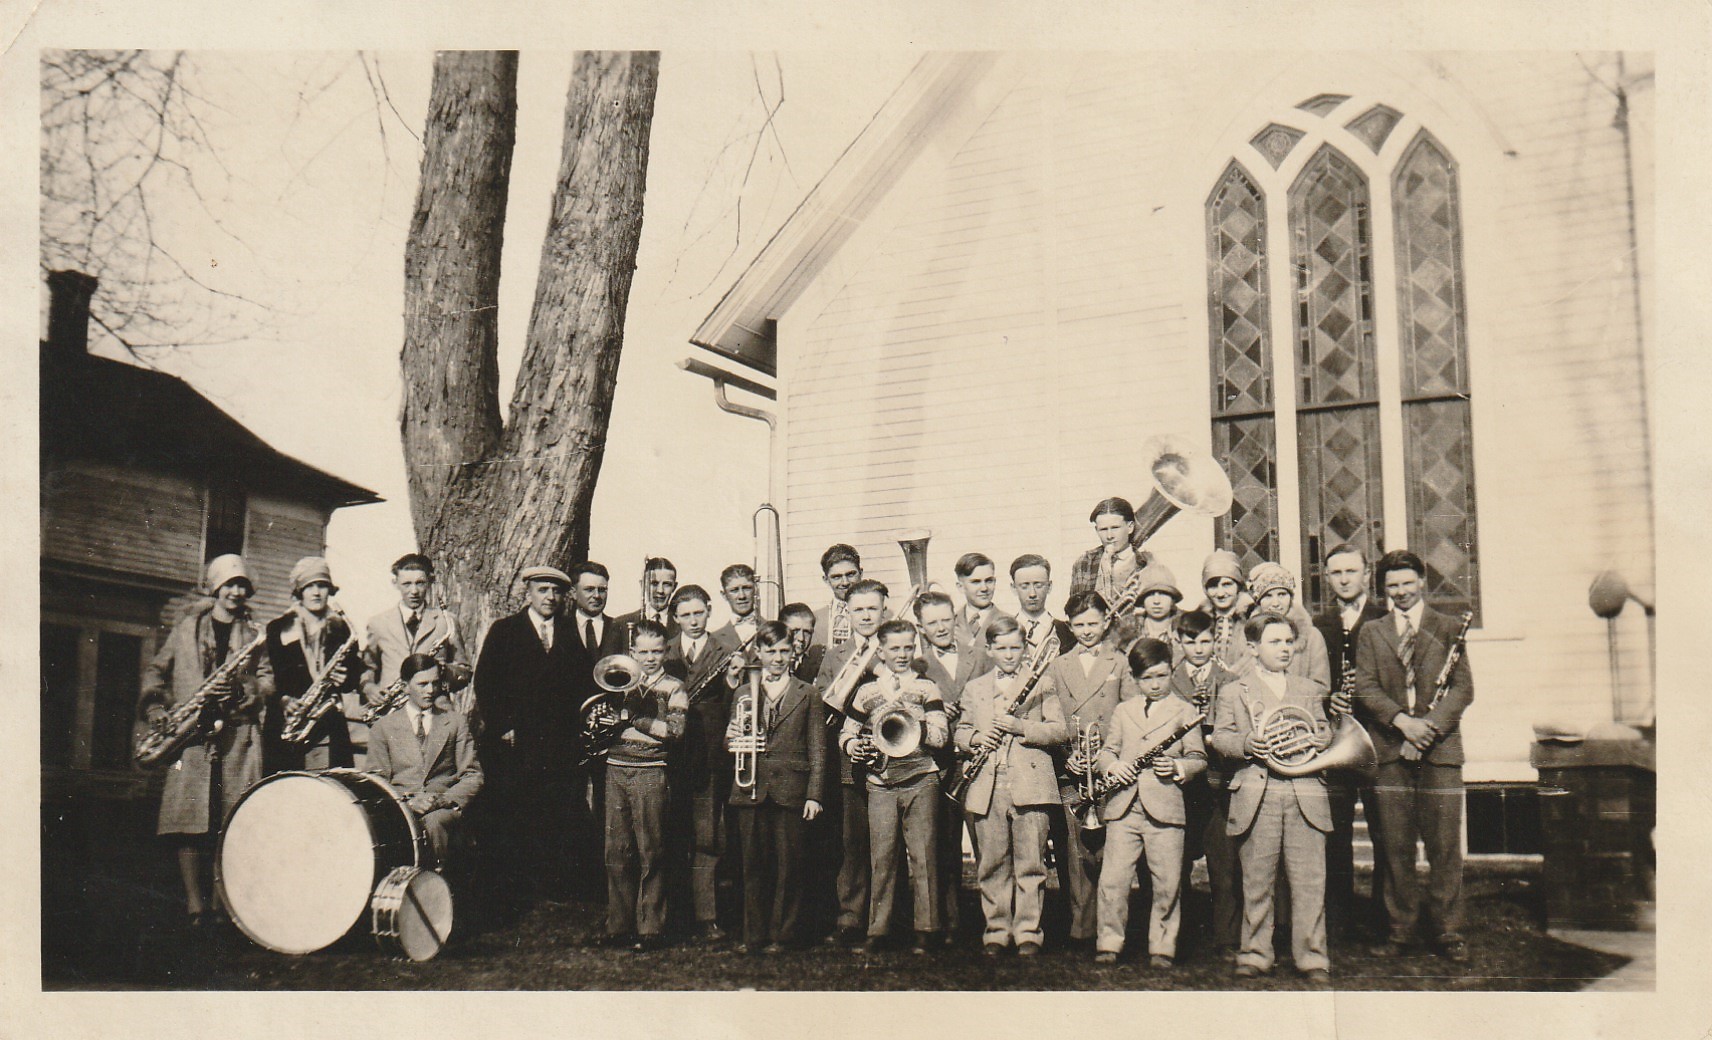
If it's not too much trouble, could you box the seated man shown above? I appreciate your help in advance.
[366,652,485,867]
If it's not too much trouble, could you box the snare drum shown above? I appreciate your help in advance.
[371,865,454,961]
[217,769,425,955]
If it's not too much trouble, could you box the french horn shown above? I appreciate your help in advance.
[1256,703,1377,781]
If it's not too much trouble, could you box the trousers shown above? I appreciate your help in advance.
[1054,794,1104,940]
[1097,803,1185,956]
[605,765,669,937]
[837,780,871,930]
[1373,759,1464,943]
[968,767,1049,948]
[867,774,939,935]
[735,800,808,947]
[1236,780,1328,972]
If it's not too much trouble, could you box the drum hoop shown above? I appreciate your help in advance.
[215,770,425,954]
[371,865,452,961]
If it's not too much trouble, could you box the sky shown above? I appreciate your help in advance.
[61,51,917,622]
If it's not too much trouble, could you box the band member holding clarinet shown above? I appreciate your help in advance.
[361,553,471,715]
[263,556,360,773]
[1045,589,1136,948]
[600,620,688,952]
[1172,608,1242,953]
[1211,613,1334,984]
[724,621,826,954]
[954,614,1065,957]
[1354,549,1475,965]
[365,653,484,868]
[1092,638,1206,968]
[665,584,740,942]
[138,554,272,927]
[840,618,949,954]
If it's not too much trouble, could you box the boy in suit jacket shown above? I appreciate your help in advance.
[1311,542,1390,941]
[914,590,991,942]
[723,621,827,953]
[955,615,1065,955]
[601,620,688,951]
[713,564,763,648]
[1354,550,1474,964]
[1093,639,1207,967]
[665,584,741,941]
[781,603,824,683]
[953,552,1002,646]
[365,654,484,867]
[1171,609,1242,950]
[362,554,471,714]
[1211,613,1334,983]
[1043,589,1138,945]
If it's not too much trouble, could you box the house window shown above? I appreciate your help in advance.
[1206,162,1279,570]
[1207,104,1481,620]
[41,623,80,770]
[41,619,152,773]
[204,479,247,562]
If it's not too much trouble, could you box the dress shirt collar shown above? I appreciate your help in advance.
[1339,595,1369,629]
[1394,600,1426,636]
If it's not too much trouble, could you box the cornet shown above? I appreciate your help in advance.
[1069,715,1106,831]
[732,656,765,800]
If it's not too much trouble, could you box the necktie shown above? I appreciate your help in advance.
[687,639,700,666]
[540,619,553,653]
[406,611,421,643]
[416,711,430,749]
[1192,666,1211,708]
[1400,615,1419,710]
[585,618,597,652]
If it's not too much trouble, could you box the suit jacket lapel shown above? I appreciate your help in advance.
[422,712,450,770]
[769,682,805,736]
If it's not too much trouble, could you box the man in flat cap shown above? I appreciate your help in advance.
[138,554,273,926]
[475,564,591,905]
[263,556,361,773]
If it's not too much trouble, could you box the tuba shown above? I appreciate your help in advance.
[1256,703,1377,780]
[580,653,643,765]
[1128,434,1236,550]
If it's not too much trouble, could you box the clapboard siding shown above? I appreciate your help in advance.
[42,460,203,582]
[244,495,329,622]
[777,52,1652,775]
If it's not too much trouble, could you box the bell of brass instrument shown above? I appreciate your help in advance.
[823,531,936,717]
[872,701,924,760]
[1129,434,1236,550]
[579,653,644,764]
[1257,703,1377,780]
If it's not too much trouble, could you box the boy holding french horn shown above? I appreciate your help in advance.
[1210,612,1335,985]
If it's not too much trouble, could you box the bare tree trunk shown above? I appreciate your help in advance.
[402,51,659,641]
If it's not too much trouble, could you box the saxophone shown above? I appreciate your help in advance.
[279,607,359,745]
[362,620,456,725]
[134,621,273,769]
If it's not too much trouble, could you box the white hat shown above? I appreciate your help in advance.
[288,556,336,596]
[205,554,254,594]
[519,565,572,587]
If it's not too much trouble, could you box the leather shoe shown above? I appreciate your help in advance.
[595,932,634,950]
[825,926,863,948]
[982,943,1006,957]
[1438,939,1469,963]
[1094,951,1118,965]
[700,923,728,944]
[1303,968,1333,988]
[1369,940,1411,958]
[1234,964,1262,978]
[632,934,665,953]
[860,936,886,954]
[1149,955,1174,970]
[911,931,934,955]
[1017,942,1042,958]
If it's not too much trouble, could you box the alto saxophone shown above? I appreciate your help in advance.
[362,620,456,725]
[280,607,359,745]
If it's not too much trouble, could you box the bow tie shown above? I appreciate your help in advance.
[934,645,956,658]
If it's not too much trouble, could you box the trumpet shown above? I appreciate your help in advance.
[279,605,360,745]
[1069,715,1105,830]
[687,629,765,703]
[732,669,764,799]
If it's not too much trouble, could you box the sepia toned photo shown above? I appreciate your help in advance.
[30,39,1664,1003]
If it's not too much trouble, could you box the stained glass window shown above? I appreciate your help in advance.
[1347,104,1403,153]
[1289,145,1385,612]
[1296,93,1350,117]
[1206,162,1278,570]
[1394,131,1481,620]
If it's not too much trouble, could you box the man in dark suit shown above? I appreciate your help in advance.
[781,602,825,684]
[723,621,827,953]
[474,564,587,904]
[562,560,626,876]
[1353,549,1474,964]
[664,584,741,941]
[1311,542,1390,940]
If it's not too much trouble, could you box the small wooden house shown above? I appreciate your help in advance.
[39,270,380,801]
[688,53,1656,854]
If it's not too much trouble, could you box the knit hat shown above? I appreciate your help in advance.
[205,554,253,594]
[1137,563,1183,603]
[1247,562,1296,600]
[288,556,336,596]
[1201,550,1244,588]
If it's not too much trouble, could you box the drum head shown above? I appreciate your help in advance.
[376,867,454,962]
[218,773,387,955]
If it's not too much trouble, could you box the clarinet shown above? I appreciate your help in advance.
[1070,712,1205,821]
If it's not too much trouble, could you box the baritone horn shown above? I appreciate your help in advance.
[580,653,642,765]
[1130,434,1236,549]
[1256,703,1377,781]
[871,702,924,760]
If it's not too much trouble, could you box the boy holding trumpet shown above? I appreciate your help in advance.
[723,621,827,953]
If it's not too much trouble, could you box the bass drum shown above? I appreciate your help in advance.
[217,769,425,955]
[371,865,455,961]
